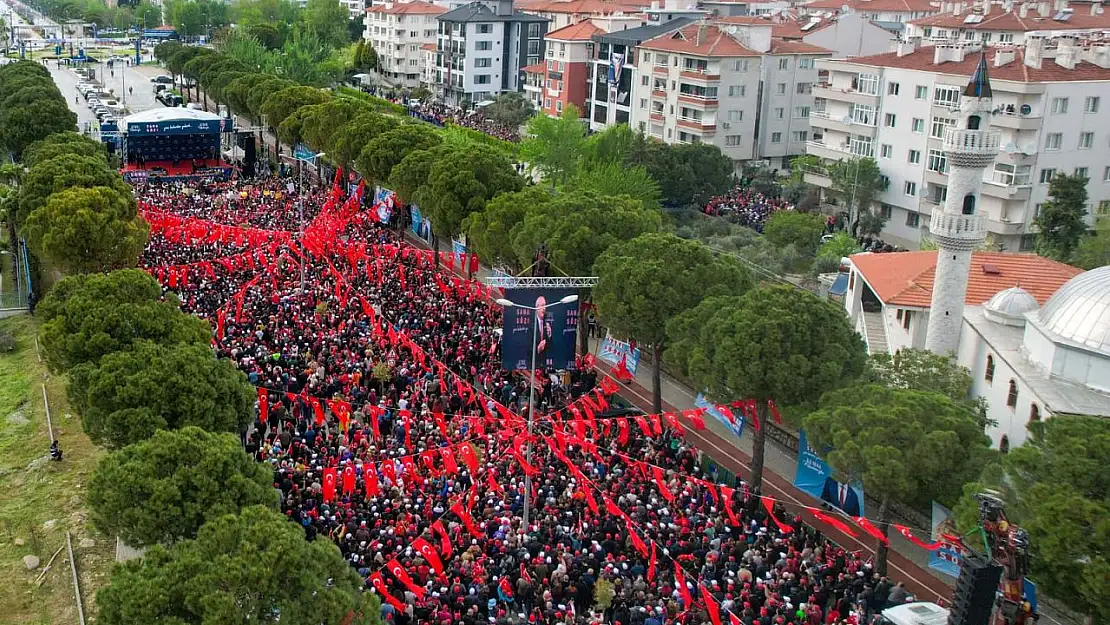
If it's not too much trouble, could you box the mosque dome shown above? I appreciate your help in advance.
[1035,265,1110,353]
[984,286,1039,326]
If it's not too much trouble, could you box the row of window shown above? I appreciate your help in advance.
[1043,131,1101,151]
[920,27,1016,43]
[984,355,1041,418]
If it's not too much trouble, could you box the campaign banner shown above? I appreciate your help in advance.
[929,502,964,577]
[501,288,579,371]
[452,238,467,266]
[695,392,743,442]
[607,52,625,84]
[373,187,395,223]
[598,332,640,376]
[127,119,223,135]
[410,205,432,243]
[794,430,865,517]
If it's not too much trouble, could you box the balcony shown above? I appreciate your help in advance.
[652,89,667,99]
[943,128,1001,168]
[677,94,718,108]
[929,208,986,247]
[809,110,853,134]
[653,65,669,76]
[805,139,851,160]
[991,109,1042,131]
[650,112,665,122]
[981,180,1032,201]
[812,82,878,105]
[984,218,1027,236]
[678,117,716,132]
[679,70,720,82]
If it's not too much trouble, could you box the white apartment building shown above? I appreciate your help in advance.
[628,21,830,167]
[799,0,942,23]
[435,0,550,105]
[343,0,367,20]
[365,1,448,88]
[905,0,1110,46]
[516,0,651,30]
[806,37,1110,251]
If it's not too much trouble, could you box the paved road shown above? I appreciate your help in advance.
[48,58,166,133]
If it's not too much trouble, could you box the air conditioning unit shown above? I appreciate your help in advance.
[722,122,731,129]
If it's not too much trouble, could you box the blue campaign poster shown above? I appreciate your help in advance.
[929,501,963,577]
[598,332,640,375]
[500,288,579,371]
[794,430,865,517]
[410,205,432,243]
[695,393,743,442]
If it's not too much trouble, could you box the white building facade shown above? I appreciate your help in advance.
[365,1,448,88]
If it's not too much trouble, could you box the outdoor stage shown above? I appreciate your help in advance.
[109,107,235,182]
[120,159,234,183]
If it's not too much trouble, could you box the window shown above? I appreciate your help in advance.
[1076,166,1089,179]
[731,59,749,71]
[985,355,995,382]
[771,132,782,143]
[906,211,920,226]
[775,107,784,119]
[1051,97,1069,114]
[475,74,491,84]
[725,135,742,146]
[475,40,492,51]
[880,144,892,158]
[639,98,647,109]
[915,85,927,100]
[904,181,917,196]
[912,118,925,133]
[476,23,492,34]
[778,58,789,70]
[1039,168,1057,184]
[927,149,947,173]
[999,33,1014,43]
[528,22,541,37]
[1007,379,1018,408]
[854,73,879,95]
[1034,203,1043,219]
[796,82,811,94]
[880,204,893,219]
[1105,166,1110,181]
[1098,200,1110,215]
[885,113,896,128]
[1080,132,1094,149]
[474,58,492,68]
[655,53,669,66]
[1045,133,1062,150]
[888,82,900,96]
[993,163,1031,186]
[794,106,810,118]
[799,58,814,69]
[849,134,874,157]
[727,109,743,121]
[933,85,961,107]
[931,116,955,139]
[849,103,876,125]
[776,82,786,95]
[1086,96,1100,113]
[792,130,808,142]
[1029,403,1040,423]
[728,85,745,97]
[908,149,921,164]
[965,30,976,40]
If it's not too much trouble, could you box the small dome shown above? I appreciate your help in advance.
[1035,265,1110,353]
[984,286,1039,326]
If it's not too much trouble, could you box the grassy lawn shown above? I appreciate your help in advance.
[0,315,112,625]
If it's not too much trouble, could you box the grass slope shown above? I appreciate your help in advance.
[0,315,112,625]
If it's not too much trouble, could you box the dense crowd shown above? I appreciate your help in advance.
[407,102,522,143]
[137,173,924,625]
[702,187,794,233]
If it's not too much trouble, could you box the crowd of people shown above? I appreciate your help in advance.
[137,171,926,625]
[702,186,794,234]
[407,102,522,143]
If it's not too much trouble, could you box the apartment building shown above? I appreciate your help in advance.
[523,20,603,115]
[343,0,368,19]
[741,11,901,57]
[365,1,448,88]
[516,0,650,29]
[806,37,1110,251]
[584,17,695,129]
[435,0,550,105]
[627,21,829,166]
[905,0,1110,46]
[799,0,942,22]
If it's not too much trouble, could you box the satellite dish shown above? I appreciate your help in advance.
[1020,103,1032,115]
[841,115,853,125]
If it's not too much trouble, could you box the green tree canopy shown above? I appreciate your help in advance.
[328,112,399,169]
[804,384,992,574]
[23,186,150,275]
[0,98,77,158]
[260,85,331,138]
[96,506,381,625]
[89,427,276,547]
[247,77,296,121]
[22,131,106,167]
[303,0,352,48]
[519,104,586,187]
[763,210,826,257]
[418,143,523,238]
[954,416,1109,623]
[223,73,268,120]
[37,269,211,372]
[580,123,636,169]
[817,231,861,263]
[867,348,980,406]
[595,233,753,412]
[386,146,437,206]
[15,153,130,231]
[463,186,552,271]
[1075,222,1110,269]
[1034,172,1090,262]
[69,342,255,449]
[484,91,535,128]
[665,284,867,491]
[827,157,884,233]
[569,162,662,212]
[356,123,441,185]
[626,136,733,208]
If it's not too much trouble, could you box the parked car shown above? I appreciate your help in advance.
[150,75,173,84]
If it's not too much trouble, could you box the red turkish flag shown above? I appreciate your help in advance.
[682,408,707,431]
[364,463,380,497]
[760,496,794,534]
[311,397,325,426]
[647,542,657,582]
[322,467,337,502]
[342,465,356,495]
[674,562,694,608]
[854,516,889,545]
[368,572,406,611]
[652,466,675,502]
[386,558,425,598]
[431,520,453,559]
[258,388,269,422]
[457,443,480,475]
[413,537,445,577]
[811,509,858,538]
[380,459,397,484]
[617,417,629,445]
[701,585,723,625]
[663,411,684,435]
[718,485,741,526]
[633,414,652,437]
[626,520,649,557]
[440,447,458,475]
[451,502,483,540]
[731,612,743,625]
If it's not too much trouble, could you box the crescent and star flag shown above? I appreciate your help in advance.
[412,537,445,577]
[451,502,483,540]
[431,520,453,559]
[322,467,337,502]
[702,584,723,625]
[718,485,741,526]
[257,388,268,422]
[895,524,945,550]
[674,562,694,608]
[440,447,458,475]
[386,558,425,598]
[810,510,858,538]
[364,463,380,497]
[617,418,629,445]
[342,465,356,495]
[380,460,397,484]
[683,408,707,431]
[854,516,889,544]
[368,572,406,611]
[653,466,675,502]
[760,496,794,534]
[457,443,480,475]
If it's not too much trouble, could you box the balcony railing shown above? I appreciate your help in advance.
[943,128,1001,156]
[930,208,986,243]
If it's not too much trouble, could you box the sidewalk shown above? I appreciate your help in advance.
[587,341,958,605]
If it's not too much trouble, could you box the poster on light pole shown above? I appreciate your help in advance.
[500,288,579,371]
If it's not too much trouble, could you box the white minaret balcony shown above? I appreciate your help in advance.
[943,128,1000,169]
[930,209,986,250]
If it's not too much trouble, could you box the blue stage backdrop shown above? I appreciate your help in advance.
[501,288,578,371]
[794,430,865,517]
[929,501,963,577]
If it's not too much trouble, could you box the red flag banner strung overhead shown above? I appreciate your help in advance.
[674,562,694,608]
[412,537,445,578]
[894,524,945,551]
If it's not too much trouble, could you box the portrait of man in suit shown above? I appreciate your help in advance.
[821,476,862,517]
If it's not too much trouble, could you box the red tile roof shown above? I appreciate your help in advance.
[420,42,438,51]
[850,251,1082,308]
[639,23,760,56]
[545,19,605,40]
[522,62,548,73]
[909,8,1110,30]
[517,0,648,14]
[367,1,447,15]
[769,38,832,54]
[833,47,1110,82]
[804,0,938,12]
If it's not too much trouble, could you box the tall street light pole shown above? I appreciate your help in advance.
[281,150,324,293]
[495,293,579,532]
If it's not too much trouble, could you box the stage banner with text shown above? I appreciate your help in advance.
[695,392,744,442]
[598,332,640,376]
[929,501,964,577]
[794,430,865,517]
[500,288,579,371]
